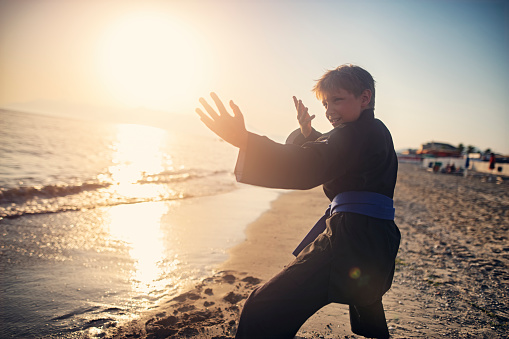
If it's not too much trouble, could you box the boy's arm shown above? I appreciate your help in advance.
[195,93,321,148]
[196,92,349,190]
[235,130,350,190]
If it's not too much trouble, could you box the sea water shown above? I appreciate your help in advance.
[0,110,280,338]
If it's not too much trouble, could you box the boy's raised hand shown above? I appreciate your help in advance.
[196,92,248,149]
[293,96,315,138]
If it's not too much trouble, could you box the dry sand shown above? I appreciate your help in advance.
[104,163,508,338]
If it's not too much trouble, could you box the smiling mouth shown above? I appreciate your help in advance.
[329,117,341,125]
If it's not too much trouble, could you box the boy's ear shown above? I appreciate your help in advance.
[360,89,372,108]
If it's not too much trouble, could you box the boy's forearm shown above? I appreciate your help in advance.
[235,132,329,190]
[236,130,248,150]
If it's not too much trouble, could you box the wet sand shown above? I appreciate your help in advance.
[105,163,509,338]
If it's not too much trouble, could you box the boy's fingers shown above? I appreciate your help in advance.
[297,101,305,119]
[298,108,310,122]
[199,98,220,119]
[229,100,242,118]
[294,97,303,116]
[196,108,215,125]
[195,107,208,119]
[210,92,229,117]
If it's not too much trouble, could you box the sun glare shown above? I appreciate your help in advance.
[97,10,205,111]
[107,201,171,292]
[108,124,171,199]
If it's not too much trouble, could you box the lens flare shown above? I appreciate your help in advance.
[349,267,361,279]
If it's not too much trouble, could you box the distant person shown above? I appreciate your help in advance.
[447,163,456,174]
[488,152,496,181]
[489,153,496,170]
[196,64,400,338]
[464,156,470,177]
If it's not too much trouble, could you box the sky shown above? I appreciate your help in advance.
[1,0,508,154]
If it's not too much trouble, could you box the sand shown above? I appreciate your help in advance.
[104,163,508,338]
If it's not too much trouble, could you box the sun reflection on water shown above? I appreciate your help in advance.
[103,124,178,295]
[107,202,171,293]
[107,124,172,199]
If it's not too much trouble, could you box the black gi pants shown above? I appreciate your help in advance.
[235,212,400,339]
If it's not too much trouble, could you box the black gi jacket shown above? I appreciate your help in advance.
[235,109,400,307]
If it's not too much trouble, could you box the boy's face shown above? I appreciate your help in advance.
[322,88,371,128]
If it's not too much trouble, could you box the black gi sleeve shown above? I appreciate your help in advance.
[234,127,357,190]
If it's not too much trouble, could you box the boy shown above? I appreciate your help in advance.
[196,64,400,338]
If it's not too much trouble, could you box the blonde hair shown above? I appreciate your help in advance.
[313,64,375,109]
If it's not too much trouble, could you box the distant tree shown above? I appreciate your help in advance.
[466,145,476,154]
[484,148,491,155]
[457,143,465,154]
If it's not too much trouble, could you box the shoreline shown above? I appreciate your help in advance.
[105,163,508,338]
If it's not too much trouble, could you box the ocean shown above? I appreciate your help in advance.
[0,110,280,338]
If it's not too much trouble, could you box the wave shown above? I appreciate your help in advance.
[0,182,111,204]
[0,169,231,205]
[0,193,196,220]
[0,169,235,219]
[137,169,230,184]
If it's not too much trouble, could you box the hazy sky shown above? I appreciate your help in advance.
[1,0,508,153]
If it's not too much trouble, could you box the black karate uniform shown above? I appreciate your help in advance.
[234,109,401,339]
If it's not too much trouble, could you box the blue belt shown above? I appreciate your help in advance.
[292,191,395,256]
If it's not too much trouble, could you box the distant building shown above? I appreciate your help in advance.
[399,148,418,155]
[417,141,461,158]
[396,148,421,163]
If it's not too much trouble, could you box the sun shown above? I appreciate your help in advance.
[97,10,205,111]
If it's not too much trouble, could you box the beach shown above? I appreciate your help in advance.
[104,163,509,338]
